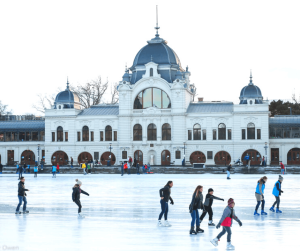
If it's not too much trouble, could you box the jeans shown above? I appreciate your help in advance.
[52,172,56,177]
[217,226,232,242]
[281,169,284,174]
[16,196,27,212]
[200,206,213,221]
[74,200,82,213]
[121,167,124,176]
[19,172,23,179]
[34,172,37,177]
[158,200,168,220]
[136,167,139,174]
[272,196,280,208]
[227,171,230,178]
[41,164,44,170]
[191,209,200,227]
[255,200,265,211]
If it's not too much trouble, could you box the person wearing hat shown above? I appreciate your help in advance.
[210,198,242,250]
[200,188,224,227]
[72,179,89,218]
[270,175,284,213]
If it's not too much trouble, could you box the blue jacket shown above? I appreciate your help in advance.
[272,181,281,196]
[52,166,57,172]
[244,155,250,161]
[255,182,265,195]
[34,166,38,172]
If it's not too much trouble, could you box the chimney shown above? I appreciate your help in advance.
[198,97,203,102]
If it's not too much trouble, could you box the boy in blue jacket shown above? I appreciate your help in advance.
[52,165,57,178]
[34,165,38,178]
[270,175,283,213]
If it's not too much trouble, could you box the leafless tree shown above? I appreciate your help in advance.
[0,100,11,116]
[70,76,108,109]
[109,82,119,104]
[32,94,56,113]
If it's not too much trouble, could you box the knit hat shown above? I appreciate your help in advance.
[228,198,235,206]
[75,179,82,185]
[279,175,283,181]
[208,188,214,193]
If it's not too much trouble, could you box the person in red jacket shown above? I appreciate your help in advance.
[124,162,128,174]
[280,162,285,175]
[56,164,60,174]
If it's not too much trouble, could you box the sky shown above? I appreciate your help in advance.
[0,0,299,115]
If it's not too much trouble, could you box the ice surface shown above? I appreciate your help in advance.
[0,173,299,251]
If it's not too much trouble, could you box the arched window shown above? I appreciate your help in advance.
[218,123,226,140]
[162,123,171,140]
[247,123,255,139]
[82,126,89,141]
[147,123,157,141]
[193,124,201,140]
[133,88,171,109]
[105,125,112,141]
[150,68,153,77]
[57,126,63,141]
[133,124,142,141]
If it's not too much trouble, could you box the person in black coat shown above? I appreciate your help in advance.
[17,164,23,180]
[189,185,204,234]
[72,179,89,217]
[15,177,29,214]
[200,188,224,227]
[158,181,174,227]
[0,162,3,173]
[136,163,140,175]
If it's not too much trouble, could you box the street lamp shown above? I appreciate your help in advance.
[264,142,268,166]
[183,142,186,166]
[37,144,40,167]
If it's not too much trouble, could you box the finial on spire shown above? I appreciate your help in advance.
[155,5,160,37]
[186,65,189,72]
[66,77,69,90]
[249,69,253,85]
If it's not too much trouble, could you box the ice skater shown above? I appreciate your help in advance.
[270,175,283,213]
[136,163,140,174]
[72,179,89,218]
[121,162,124,176]
[0,162,3,174]
[227,164,232,179]
[17,164,23,180]
[15,177,30,214]
[211,198,242,250]
[254,176,268,216]
[200,188,224,227]
[52,165,57,178]
[189,185,204,235]
[34,164,38,178]
[158,181,174,227]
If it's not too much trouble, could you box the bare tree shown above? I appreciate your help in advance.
[109,82,119,104]
[32,94,56,113]
[70,76,108,109]
[0,100,11,116]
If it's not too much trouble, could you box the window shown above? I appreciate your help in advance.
[26,132,31,141]
[114,131,117,141]
[82,126,89,141]
[218,123,226,140]
[162,123,171,140]
[188,130,192,140]
[150,68,153,77]
[65,132,68,142]
[228,129,232,140]
[122,151,127,159]
[12,132,18,141]
[91,131,94,141]
[213,129,217,140]
[133,124,142,141]
[77,132,81,141]
[94,152,99,161]
[32,132,38,141]
[40,131,45,141]
[6,132,11,141]
[19,132,25,141]
[207,151,213,159]
[105,125,112,141]
[242,129,246,140]
[0,132,4,141]
[57,126,63,141]
[133,88,171,109]
[175,150,181,159]
[257,129,261,139]
[203,129,206,140]
[52,132,55,142]
[283,128,291,138]
[147,123,157,141]
[193,124,201,140]
[247,123,255,139]
[100,131,104,141]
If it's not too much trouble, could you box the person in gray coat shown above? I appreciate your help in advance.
[189,185,204,234]
[210,198,242,250]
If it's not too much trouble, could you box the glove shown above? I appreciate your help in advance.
[170,200,174,205]
[281,191,284,193]
[238,221,242,227]
[222,199,224,201]
[216,223,221,229]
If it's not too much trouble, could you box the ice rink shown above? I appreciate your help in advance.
[0,173,299,251]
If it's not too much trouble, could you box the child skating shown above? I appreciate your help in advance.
[270,175,284,213]
[254,176,268,216]
[34,164,38,178]
[72,179,89,218]
[210,198,242,250]
[15,177,30,214]
[52,165,57,178]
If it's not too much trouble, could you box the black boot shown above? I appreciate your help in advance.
[190,226,197,235]
[196,225,204,233]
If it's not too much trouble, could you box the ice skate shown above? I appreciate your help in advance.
[164,220,172,227]
[22,210,29,214]
[254,210,260,216]
[15,211,21,215]
[276,208,282,213]
[269,207,275,212]
[196,226,204,233]
[157,220,164,227]
[210,238,219,247]
[261,210,268,215]
[78,213,85,218]
[227,242,235,250]
[208,221,215,227]
[189,226,197,235]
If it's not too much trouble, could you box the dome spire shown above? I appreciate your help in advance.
[249,70,253,85]
[66,77,70,90]
[155,5,160,37]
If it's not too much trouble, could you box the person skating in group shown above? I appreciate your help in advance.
[124,162,128,174]
[189,185,204,235]
[158,181,174,227]
[227,164,232,179]
[200,188,224,227]
[270,175,284,213]
[0,162,3,174]
[280,162,285,175]
[72,179,90,218]
[136,163,140,175]
[17,164,23,180]
[34,164,38,178]
[211,198,242,250]
[52,165,57,178]
[15,177,30,214]
[56,164,60,174]
[254,176,268,216]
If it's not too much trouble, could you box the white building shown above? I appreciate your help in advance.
[1,29,300,167]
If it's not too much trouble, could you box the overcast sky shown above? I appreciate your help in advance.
[0,0,299,115]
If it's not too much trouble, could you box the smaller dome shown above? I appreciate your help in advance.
[54,80,80,109]
[122,68,131,82]
[239,73,263,104]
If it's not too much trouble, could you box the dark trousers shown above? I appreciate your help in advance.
[217,226,232,242]
[272,196,280,208]
[255,200,265,211]
[34,172,37,177]
[158,200,168,220]
[52,172,56,177]
[74,200,82,213]
[121,167,124,176]
[200,206,213,221]
[19,172,23,179]
[136,167,139,174]
[16,196,27,212]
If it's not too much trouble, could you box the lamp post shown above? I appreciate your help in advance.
[288,107,292,115]
[264,142,268,166]
[183,142,186,166]
[37,144,40,167]
[108,143,112,167]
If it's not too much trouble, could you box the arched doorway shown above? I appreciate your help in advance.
[134,150,143,166]
[242,149,262,166]
[21,150,35,165]
[161,150,171,165]
[78,152,93,164]
[52,151,68,166]
[190,151,206,164]
[214,151,231,165]
[100,152,115,165]
[287,148,300,165]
